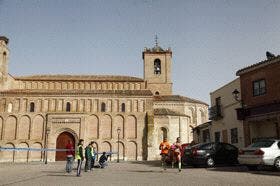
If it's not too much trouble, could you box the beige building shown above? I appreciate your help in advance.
[0,36,208,162]
[208,78,245,148]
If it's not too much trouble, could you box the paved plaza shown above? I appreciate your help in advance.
[0,161,280,186]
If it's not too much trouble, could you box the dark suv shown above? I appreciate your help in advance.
[182,142,238,167]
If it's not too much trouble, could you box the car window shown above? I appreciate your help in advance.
[224,144,236,151]
[250,140,274,148]
[215,143,224,151]
[200,143,213,150]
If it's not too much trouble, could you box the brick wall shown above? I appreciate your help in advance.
[240,62,280,107]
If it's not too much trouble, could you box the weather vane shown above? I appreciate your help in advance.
[155,34,158,46]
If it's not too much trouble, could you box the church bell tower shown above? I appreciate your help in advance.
[0,36,10,88]
[142,37,172,95]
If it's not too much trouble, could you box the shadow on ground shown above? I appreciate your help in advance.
[207,165,280,177]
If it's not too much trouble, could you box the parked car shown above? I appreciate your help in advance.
[182,142,238,167]
[238,139,280,170]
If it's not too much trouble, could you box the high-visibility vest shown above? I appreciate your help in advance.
[76,145,82,160]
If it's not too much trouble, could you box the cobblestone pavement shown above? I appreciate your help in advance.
[0,161,280,186]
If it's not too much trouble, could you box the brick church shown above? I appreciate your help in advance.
[0,36,208,162]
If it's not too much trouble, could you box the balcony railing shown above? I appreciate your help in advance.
[209,105,222,120]
[235,102,280,120]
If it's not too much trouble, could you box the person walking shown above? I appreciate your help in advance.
[76,139,84,177]
[65,140,75,173]
[84,142,92,172]
[173,137,182,172]
[159,137,170,171]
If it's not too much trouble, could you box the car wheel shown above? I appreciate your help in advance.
[247,165,257,171]
[206,157,215,167]
[274,157,280,171]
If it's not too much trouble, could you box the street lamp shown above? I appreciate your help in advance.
[45,127,51,164]
[232,89,240,101]
[117,127,121,163]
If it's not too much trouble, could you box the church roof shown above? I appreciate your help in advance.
[0,89,153,96]
[154,108,189,117]
[15,75,144,82]
[154,95,208,106]
[236,55,280,76]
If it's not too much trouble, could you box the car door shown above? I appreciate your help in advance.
[214,143,225,164]
[224,143,238,164]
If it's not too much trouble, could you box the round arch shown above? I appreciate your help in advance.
[54,129,77,161]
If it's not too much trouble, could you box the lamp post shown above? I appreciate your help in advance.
[232,89,240,101]
[117,127,121,163]
[45,127,50,164]
[232,89,244,107]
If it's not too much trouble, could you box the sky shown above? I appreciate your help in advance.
[1,0,280,104]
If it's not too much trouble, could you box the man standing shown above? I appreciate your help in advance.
[76,139,84,177]
[159,137,170,171]
[65,140,74,173]
[84,142,92,172]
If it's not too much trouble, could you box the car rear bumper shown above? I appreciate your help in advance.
[238,156,274,166]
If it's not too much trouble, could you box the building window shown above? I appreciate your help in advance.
[253,79,266,96]
[230,128,238,144]
[101,102,106,112]
[154,59,161,74]
[202,129,210,142]
[30,102,35,112]
[155,91,159,95]
[214,131,220,142]
[66,102,71,112]
[121,103,125,112]
[7,103,12,113]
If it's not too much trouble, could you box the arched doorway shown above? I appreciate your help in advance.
[56,132,75,161]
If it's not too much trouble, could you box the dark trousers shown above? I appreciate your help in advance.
[76,159,83,176]
[91,156,95,169]
[84,158,91,172]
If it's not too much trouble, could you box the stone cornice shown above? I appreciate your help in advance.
[0,89,153,97]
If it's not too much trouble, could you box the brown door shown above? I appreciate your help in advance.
[222,130,228,143]
[56,132,75,161]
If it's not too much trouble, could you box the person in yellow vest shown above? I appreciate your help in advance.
[76,139,84,177]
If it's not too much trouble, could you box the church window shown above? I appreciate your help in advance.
[7,103,12,113]
[66,102,71,112]
[30,102,35,112]
[154,59,161,74]
[121,103,125,112]
[101,102,106,112]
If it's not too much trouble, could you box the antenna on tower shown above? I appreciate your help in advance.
[155,34,158,47]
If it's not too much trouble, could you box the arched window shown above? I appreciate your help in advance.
[121,103,125,112]
[30,102,35,112]
[101,102,106,112]
[7,103,12,113]
[154,59,161,74]
[155,91,159,95]
[66,102,71,112]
